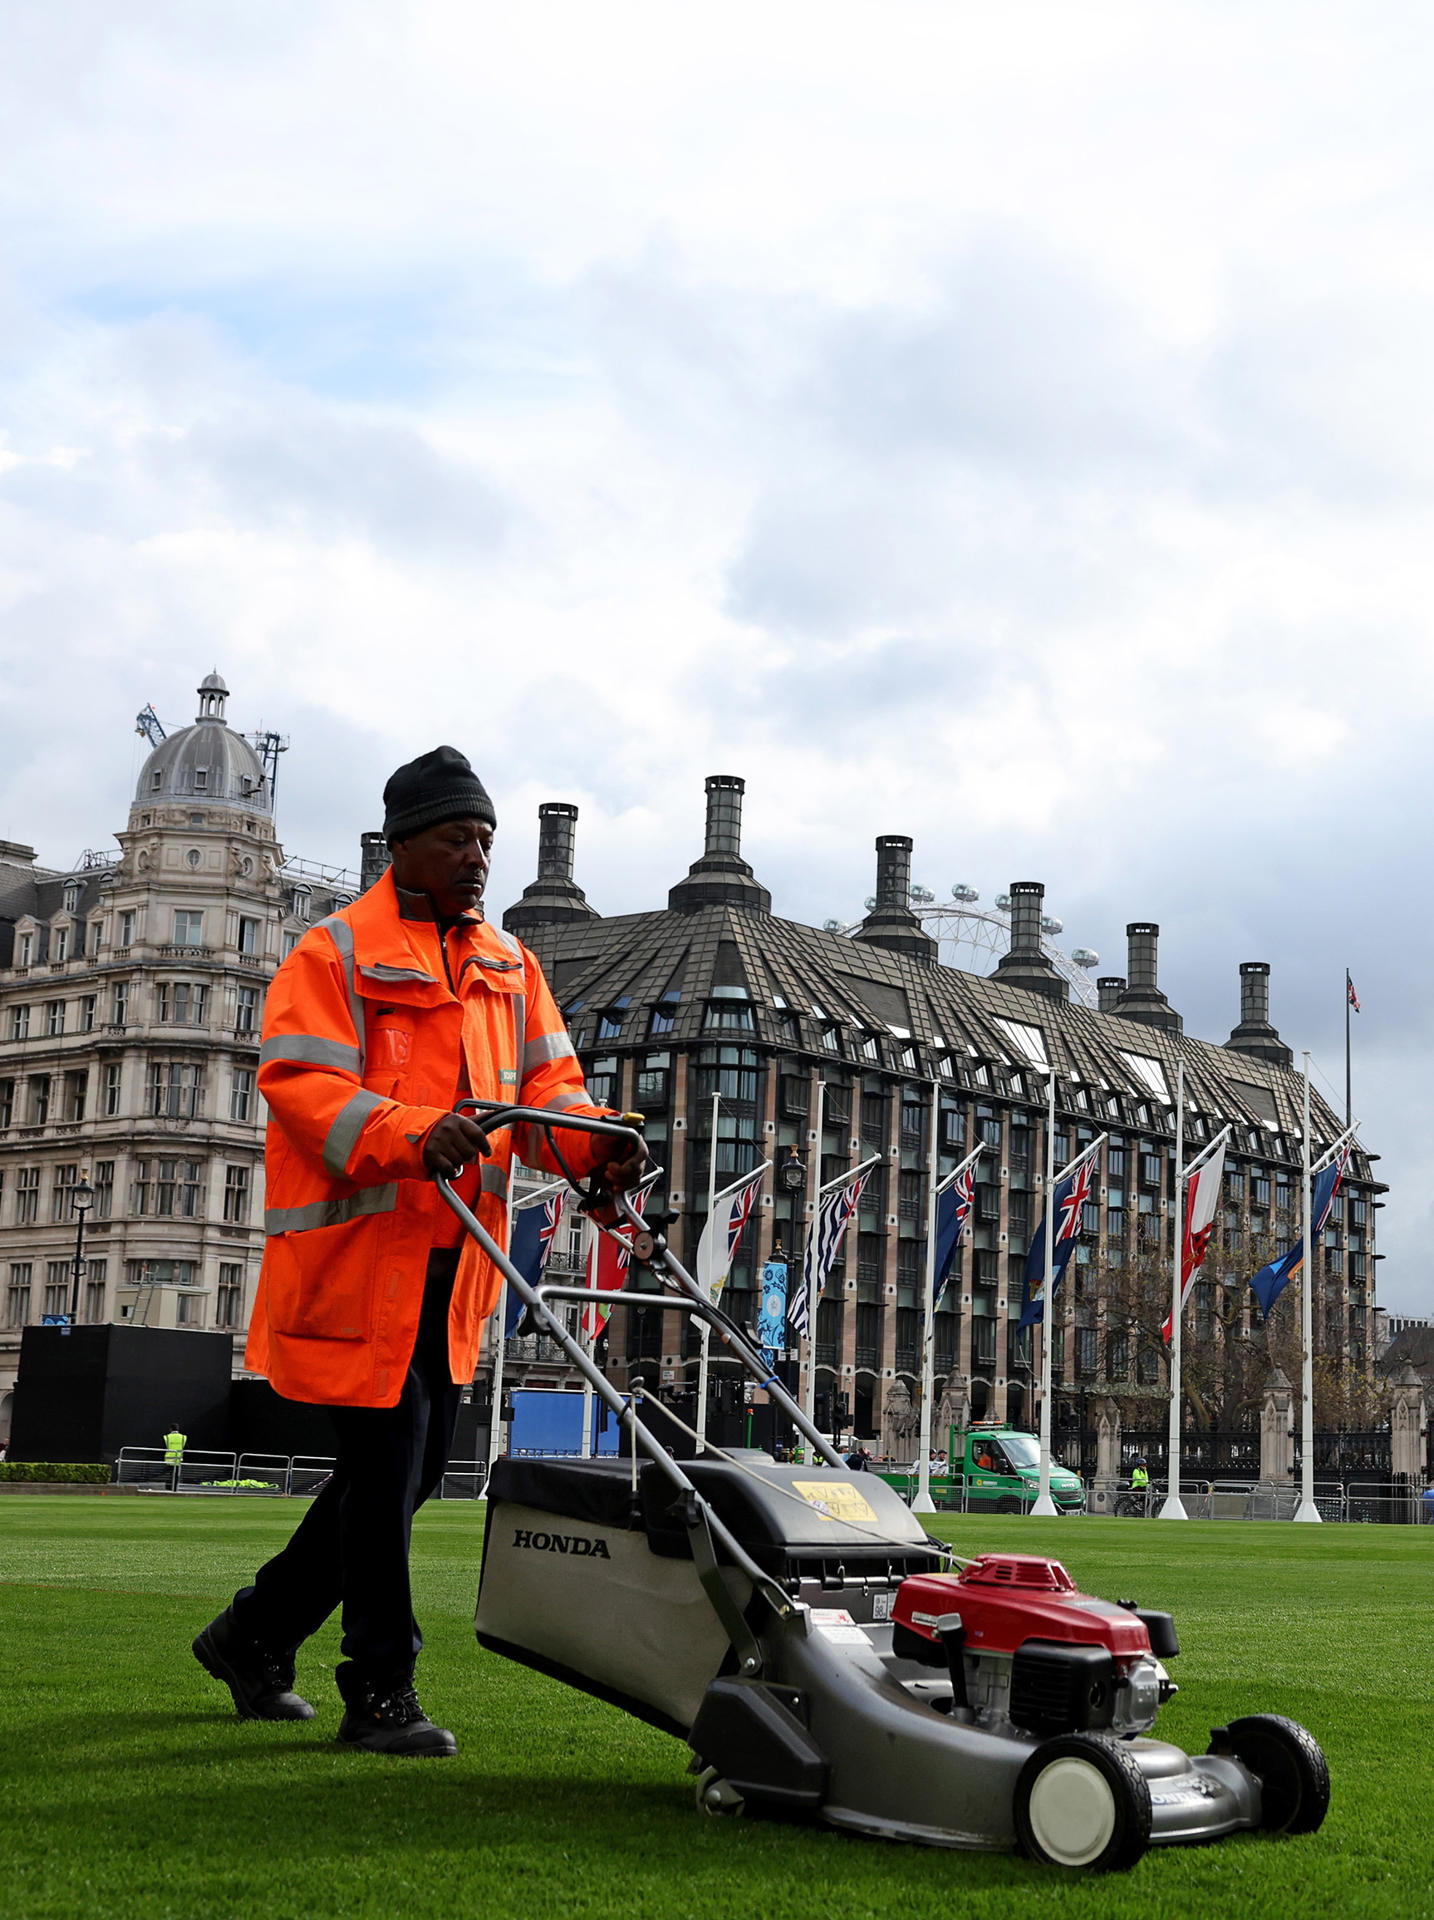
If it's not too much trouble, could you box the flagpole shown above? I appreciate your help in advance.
[1294,1052,1321,1523]
[913,1078,942,1515]
[580,1217,595,1459]
[1159,1059,1188,1520]
[800,1079,826,1458]
[1345,970,1352,1128]
[696,1089,719,1455]
[1031,1065,1059,1517]
[478,1208,515,1503]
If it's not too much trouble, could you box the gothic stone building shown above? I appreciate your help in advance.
[499,777,1383,1460]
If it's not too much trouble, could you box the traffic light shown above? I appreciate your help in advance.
[499,1389,515,1424]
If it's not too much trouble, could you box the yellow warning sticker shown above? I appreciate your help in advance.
[793,1480,878,1524]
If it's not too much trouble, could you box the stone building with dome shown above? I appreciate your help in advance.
[0,674,355,1434]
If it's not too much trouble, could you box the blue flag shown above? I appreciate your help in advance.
[933,1163,977,1309]
[506,1190,566,1335]
[1019,1156,1097,1331]
[1250,1152,1346,1317]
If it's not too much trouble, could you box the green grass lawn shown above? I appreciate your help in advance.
[2,1497,1430,1920]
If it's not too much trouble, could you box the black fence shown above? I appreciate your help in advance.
[1303,1429,1392,1477]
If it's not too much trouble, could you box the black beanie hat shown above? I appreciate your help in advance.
[382,746,496,844]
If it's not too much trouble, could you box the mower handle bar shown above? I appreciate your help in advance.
[444,1099,842,1473]
[435,1166,796,1636]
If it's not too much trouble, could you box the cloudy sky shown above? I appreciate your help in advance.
[1,3,1430,1308]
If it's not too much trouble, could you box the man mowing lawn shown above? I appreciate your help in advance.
[193,747,646,1756]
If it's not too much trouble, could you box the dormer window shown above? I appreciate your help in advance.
[193,769,208,791]
[63,883,80,914]
[151,771,162,790]
[17,931,33,968]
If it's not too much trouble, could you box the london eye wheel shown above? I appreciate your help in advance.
[824,887,1100,1010]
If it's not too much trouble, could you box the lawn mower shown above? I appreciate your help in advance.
[441,1102,1330,1872]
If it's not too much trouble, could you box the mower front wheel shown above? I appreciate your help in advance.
[1217,1715,1330,1835]
[1014,1733,1152,1871]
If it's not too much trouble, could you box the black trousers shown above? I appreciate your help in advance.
[231,1251,462,1677]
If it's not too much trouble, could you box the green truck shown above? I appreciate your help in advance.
[879,1422,1086,1514]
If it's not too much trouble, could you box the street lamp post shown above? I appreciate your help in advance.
[64,1172,95,1336]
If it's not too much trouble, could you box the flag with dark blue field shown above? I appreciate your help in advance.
[1019,1156,1096,1331]
[933,1163,978,1309]
[506,1189,566,1335]
[1249,1149,1348,1317]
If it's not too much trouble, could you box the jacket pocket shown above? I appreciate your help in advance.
[363,1009,414,1098]
[263,1226,376,1342]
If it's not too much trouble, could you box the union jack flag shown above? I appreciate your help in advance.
[696,1166,765,1302]
[789,1168,871,1339]
[1347,973,1361,1012]
[506,1188,567,1336]
[1019,1154,1097,1331]
[933,1156,980,1309]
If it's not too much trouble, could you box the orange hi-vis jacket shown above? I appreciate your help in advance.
[245,868,609,1408]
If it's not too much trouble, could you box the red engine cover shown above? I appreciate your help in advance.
[892,1555,1151,1659]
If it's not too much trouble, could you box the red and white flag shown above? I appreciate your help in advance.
[582,1184,651,1339]
[1162,1144,1226,1344]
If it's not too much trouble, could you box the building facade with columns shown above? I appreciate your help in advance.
[0,675,353,1435]
[500,775,1386,1462]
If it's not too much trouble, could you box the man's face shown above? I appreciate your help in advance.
[390,817,495,918]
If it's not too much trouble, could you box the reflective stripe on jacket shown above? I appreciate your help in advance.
[245,868,609,1408]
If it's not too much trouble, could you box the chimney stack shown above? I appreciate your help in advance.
[1112,921,1181,1032]
[1097,976,1126,1014]
[502,802,600,935]
[1239,961,1270,1028]
[989,880,1067,1001]
[854,835,936,964]
[1224,961,1293,1067]
[359,831,389,893]
[668,775,771,914]
[536,802,580,883]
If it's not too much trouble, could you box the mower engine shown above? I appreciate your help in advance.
[891,1554,1179,1739]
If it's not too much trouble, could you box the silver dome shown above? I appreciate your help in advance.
[134,675,271,814]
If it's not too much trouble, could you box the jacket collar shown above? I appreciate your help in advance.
[345,868,512,974]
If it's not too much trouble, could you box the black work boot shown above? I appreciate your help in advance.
[335,1663,457,1757]
[193,1608,316,1721]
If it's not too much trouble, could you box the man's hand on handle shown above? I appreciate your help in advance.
[423,1109,647,1203]
[422,1114,492,1180]
[587,1135,650,1220]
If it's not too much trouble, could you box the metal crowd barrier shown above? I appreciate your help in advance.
[112,1446,494,1500]
[115,1446,239,1490]
[437,1458,489,1500]
[877,1468,1429,1524]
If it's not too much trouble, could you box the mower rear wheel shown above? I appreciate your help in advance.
[1220,1715,1330,1835]
[1014,1733,1152,1871]
[694,1766,746,1817]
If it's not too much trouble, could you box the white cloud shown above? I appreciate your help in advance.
[1,1,1433,1308]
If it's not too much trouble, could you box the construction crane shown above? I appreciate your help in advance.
[135,703,167,748]
[250,730,290,806]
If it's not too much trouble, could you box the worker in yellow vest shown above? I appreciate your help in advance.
[164,1426,187,1490]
